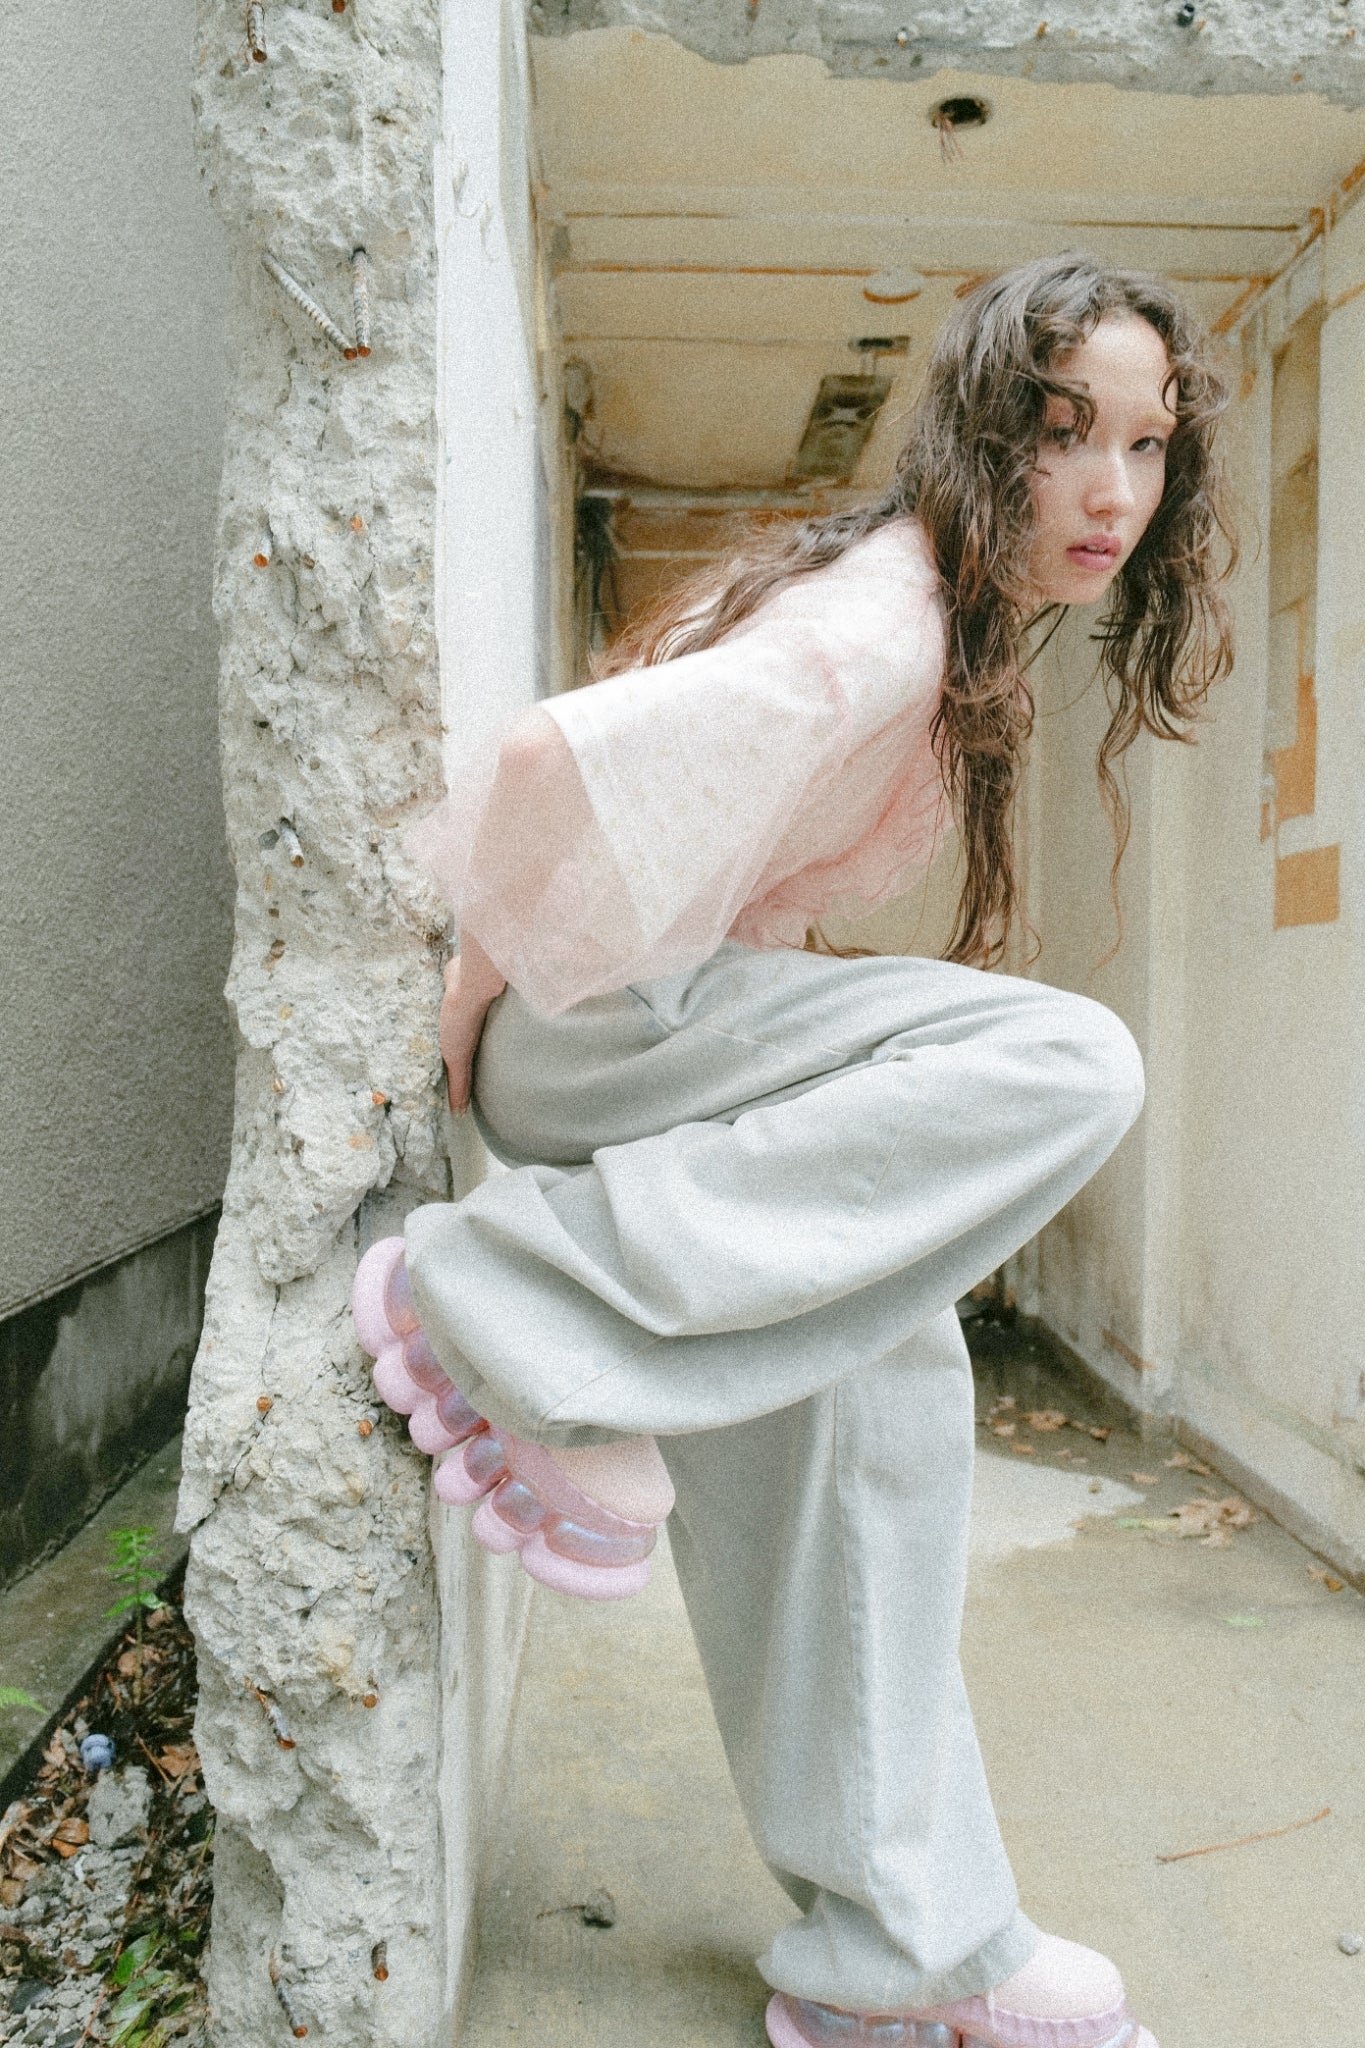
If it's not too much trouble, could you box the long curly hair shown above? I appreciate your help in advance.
[597,252,1237,967]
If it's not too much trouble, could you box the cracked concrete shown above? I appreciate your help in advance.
[532,0,1365,106]
[181,3,457,2043]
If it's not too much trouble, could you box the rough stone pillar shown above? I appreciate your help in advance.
[180,4,454,2042]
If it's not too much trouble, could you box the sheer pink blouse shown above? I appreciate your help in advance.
[407,517,951,1016]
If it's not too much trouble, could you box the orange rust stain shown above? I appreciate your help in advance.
[1340,149,1365,208]
[1210,147,1365,341]
[1212,277,1273,336]
[1330,275,1365,315]
[1274,844,1340,929]
[1102,1327,1157,1376]
[1268,671,1318,824]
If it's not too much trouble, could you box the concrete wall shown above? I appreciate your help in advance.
[1171,222,1365,1570]
[535,0,1365,106]
[435,0,569,2005]
[0,0,234,1580]
[1006,216,1365,1577]
[181,2,560,2041]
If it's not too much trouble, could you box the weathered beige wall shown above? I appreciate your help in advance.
[1171,223,1365,1567]
[0,0,233,1318]
[1007,220,1365,1575]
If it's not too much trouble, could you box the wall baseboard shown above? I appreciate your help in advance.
[0,1212,219,1592]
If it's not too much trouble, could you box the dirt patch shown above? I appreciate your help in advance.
[0,1569,210,2047]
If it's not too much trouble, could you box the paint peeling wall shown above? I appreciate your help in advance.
[1015,222,1365,1576]
[1171,221,1365,1570]
[534,0,1365,107]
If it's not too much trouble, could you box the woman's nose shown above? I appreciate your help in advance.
[1084,449,1137,518]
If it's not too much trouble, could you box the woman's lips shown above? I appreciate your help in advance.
[1066,538,1121,569]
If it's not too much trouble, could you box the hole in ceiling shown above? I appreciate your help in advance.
[790,375,892,483]
[929,95,990,131]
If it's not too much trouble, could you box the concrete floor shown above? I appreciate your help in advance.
[458,1334,1365,2048]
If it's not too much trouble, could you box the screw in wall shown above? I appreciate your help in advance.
[249,1683,297,1749]
[269,1957,308,2038]
[262,252,357,357]
[351,249,372,357]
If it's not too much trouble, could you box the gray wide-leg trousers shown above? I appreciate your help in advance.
[404,942,1145,2013]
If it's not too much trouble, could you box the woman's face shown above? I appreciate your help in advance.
[1026,313,1177,606]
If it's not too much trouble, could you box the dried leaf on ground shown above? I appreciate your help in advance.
[1165,1450,1212,1475]
[157,1743,198,1780]
[1172,1495,1257,1537]
[988,1420,1016,1437]
[1119,1496,1258,1543]
[1308,1565,1346,1592]
[1129,1472,1159,1486]
[1011,1442,1036,1455]
[1024,1409,1069,1431]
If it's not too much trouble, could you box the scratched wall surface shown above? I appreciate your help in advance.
[182,3,457,2042]
[534,0,1365,105]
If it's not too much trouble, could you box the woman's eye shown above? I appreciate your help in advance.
[1132,435,1169,455]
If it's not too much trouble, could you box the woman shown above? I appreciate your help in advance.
[353,253,1233,2048]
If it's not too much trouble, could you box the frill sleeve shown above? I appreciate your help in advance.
[406,520,945,1015]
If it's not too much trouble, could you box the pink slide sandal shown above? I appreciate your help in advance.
[765,1929,1158,2048]
[766,1992,1155,2048]
[352,1237,670,1601]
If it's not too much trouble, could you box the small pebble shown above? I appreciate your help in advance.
[1339,1932,1363,1956]
[580,1886,616,1928]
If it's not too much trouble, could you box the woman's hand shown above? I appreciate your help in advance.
[439,933,508,1114]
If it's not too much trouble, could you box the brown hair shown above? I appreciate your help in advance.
[598,252,1236,966]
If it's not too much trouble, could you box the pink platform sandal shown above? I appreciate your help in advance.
[764,1935,1157,2048]
[351,1237,674,1601]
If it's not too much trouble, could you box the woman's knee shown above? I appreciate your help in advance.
[1034,986,1145,1141]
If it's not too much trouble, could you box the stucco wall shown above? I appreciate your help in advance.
[0,0,234,1320]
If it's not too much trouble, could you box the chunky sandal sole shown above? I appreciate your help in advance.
[766,1992,1154,2048]
[352,1237,662,1601]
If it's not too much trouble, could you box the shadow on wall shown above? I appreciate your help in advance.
[0,1214,219,1591]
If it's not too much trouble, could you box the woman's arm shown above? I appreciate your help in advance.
[439,928,507,1113]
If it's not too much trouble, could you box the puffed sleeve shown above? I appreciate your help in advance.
[405,520,945,1015]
